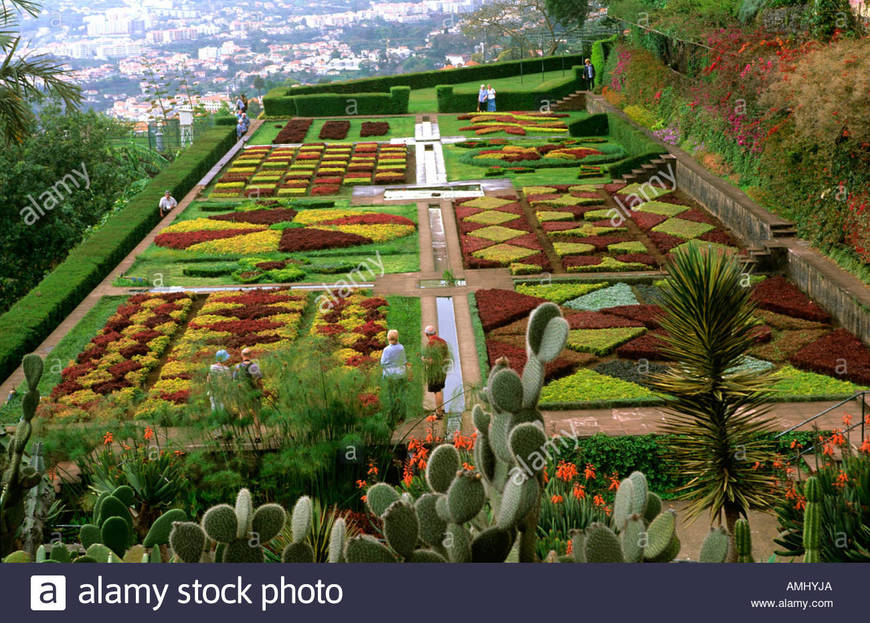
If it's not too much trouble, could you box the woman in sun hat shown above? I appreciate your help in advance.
[207,349,232,414]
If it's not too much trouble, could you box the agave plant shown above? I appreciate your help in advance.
[648,242,779,549]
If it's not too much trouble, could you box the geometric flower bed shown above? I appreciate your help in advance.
[523,185,659,273]
[456,112,570,136]
[454,195,551,275]
[608,182,741,257]
[319,120,350,140]
[211,142,408,198]
[154,208,416,257]
[310,292,389,367]
[461,140,624,171]
[273,118,314,144]
[49,293,194,412]
[136,288,308,416]
[474,277,869,410]
[360,122,389,137]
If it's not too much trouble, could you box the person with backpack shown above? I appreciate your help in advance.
[207,349,232,414]
[233,347,263,433]
[422,325,451,419]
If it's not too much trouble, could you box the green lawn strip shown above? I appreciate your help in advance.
[385,296,423,415]
[467,292,489,381]
[0,295,128,422]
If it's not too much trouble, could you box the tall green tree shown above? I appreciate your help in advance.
[649,242,778,550]
[0,0,81,143]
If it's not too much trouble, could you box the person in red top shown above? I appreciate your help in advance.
[422,325,451,418]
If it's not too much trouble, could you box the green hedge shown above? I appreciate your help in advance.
[568,112,609,136]
[0,125,236,383]
[591,34,618,88]
[264,86,410,117]
[435,70,583,113]
[265,54,587,101]
[566,113,666,177]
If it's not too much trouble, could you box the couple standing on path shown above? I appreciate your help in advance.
[477,84,497,112]
[380,325,453,424]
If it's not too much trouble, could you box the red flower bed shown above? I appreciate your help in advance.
[564,311,644,329]
[562,256,603,269]
[789,329,870,384]
[245,188,275,198]
[154,229,258,250]
[318,213,415,227]
[600,305,664,328]
[319,120,350,140]
[314,177,343,185]
[486,339,576,380]
[751,276,830,322]
[646,231,683,253]
[210,208,298,225]
[278,228,372,252]
[475,289,547,332]
[374,173,405,184]
[616,332,671,360]
[255,260,288,271]
[629,212,668,231]
[614,253,658,267]
[360,121,389,137]
[201,318,283,333]
[698,230,737,246]
[212,304,291,320]
[274,118,313,144]
[311,184,341,195]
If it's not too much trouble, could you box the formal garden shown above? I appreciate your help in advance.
[1,1,869,567]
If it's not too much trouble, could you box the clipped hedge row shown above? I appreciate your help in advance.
[568,113,666,178]
[435,69,584,113]
[0,125,236,383]
[264,86,410,117]
[266,54,587,100]
[591,34,618,88]
[568,112,609,137]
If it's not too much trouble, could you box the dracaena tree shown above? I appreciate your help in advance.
[649,242,778,552]
[0,0,81,143]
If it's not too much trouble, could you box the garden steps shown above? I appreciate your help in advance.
[552,90,587,112]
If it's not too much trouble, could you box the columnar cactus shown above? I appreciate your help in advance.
[734,517,754,563]
[337,303,569,562]
[169,488,286,562]
[0,354,45,557]
[802,476,822,563]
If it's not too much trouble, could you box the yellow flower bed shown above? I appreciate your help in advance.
[186,229,282,255]
[321,223,415,243]
[161,218,262,234]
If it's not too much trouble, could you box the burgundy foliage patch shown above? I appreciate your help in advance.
[278,227,372,252]
[750,276,831,322]
[789,329,870,385]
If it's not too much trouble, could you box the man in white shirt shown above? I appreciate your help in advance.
[159,190,177,218]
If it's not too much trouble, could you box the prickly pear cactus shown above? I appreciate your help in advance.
[342,303,569,563]
[0,354,46,557]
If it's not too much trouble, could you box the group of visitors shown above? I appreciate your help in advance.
[477,84,497,112]
[379,325,452,423]
[235,93,250,139]
[206,347,264,431]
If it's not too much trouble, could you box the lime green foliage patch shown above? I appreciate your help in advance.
[607,241,648,254]
[566,257,652,273]
[652,218,714,240]
[472,243,537,263]
[583,208,616,221]
[620,184,673,200]
[569,185,600,193]
[529,195,600,207]
[515,281,608,303]
[536,210,575,222]
[552,223,625,237]
[540,368,657,405]
[553,242,595,256]
[566,327,647,356]
[465,210,518,225]
[564,283,639,310]
[461,196,516,210]
[635,201,688,217]
[522,186,558,195]
[771,365,864,400]
[467,225,526,242]
[671,240,737,256]
[510,263,544,275]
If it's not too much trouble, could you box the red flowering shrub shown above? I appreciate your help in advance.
[789,329,870,385]
[210,209,298,225]
[751,276,831,322]
[278,228,372,252]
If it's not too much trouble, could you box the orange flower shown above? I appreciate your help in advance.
[785,485,796,500]
[572,483,586,499]
[860,439,870,454]
[122,444,131,451]
[555,460,578,482]
[402,469,413,487]
[462,462,475,471]
[794,496,806,511]
[842,414,852,426]
[608,474,620,491]
[592,494,605,507]
[425,414,438,423]
[144,426,155,441]
[822,443,835,457]
[566,539,573,555]
[584,463,596,481]
[789,439,802,450]
[834,471,849,489]
[367,461,378,476]
[830,431,846,447]
[550,494,564,504]
[355,479,367,489]
[173,450,184,457]
[751,461,761,470]
[361,495,367,503]
[542,470,549,484]
[102,432,113,445]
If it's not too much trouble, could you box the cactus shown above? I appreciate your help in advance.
[699,527,730,563]
[734,518,754,563]
[168,488,286,563]
[802,476,822,563]
[0,354,46,557]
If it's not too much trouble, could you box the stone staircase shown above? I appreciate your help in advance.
[619,153,677,186]
[552,90,587,112]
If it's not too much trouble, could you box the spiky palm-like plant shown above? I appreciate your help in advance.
[1,1,82,143]
[649,242,778,544]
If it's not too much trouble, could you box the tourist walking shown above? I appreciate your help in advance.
[158,190,177,218]
[422,325,451,419]
[207,349,232,414]
[583,58,596,91]
[477,84,487,113]
[380,329,410,424]
[486,84,496,112]
[233,347,264,433]
[236,112,250,139]
[236,94,247,114]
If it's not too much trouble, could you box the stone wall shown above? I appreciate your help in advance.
[759,7,808,34]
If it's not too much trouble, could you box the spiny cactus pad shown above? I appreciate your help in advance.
[643,509,676,560]
[472,403,490,432]
[410,549,447,562]
[446,523,472,562]
[612,478,634,532]
[234,488,253,538]
[508,422,547,470]
[497,470,539,529]
[85,543,113,563]
[383,501,420,559]
[426,445,461,493]
[328,518,346,563]
[22,353,43,390]
[345,535,399,563]
[415,493,447,547]
[584,523,624,563]
[282,542,315,563]
[474,433,497,481]
[570,531,586,563]
[79,524,101,549]
[628,471,648,516]
[644,491,662,522]
[366,482,401,517]
[202,504,238,543]
[470,527,513,562]
[101,516,130,557]
[446,471,486,524]
[223,538,264,563]
[143,509,188,548]
[169,522,206,563]
[489,368,525,413]
[621,515,645,562]
[252,503,286,544]
[526,303,567,362]
[699,527,729,563]
[290,497,312,544]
